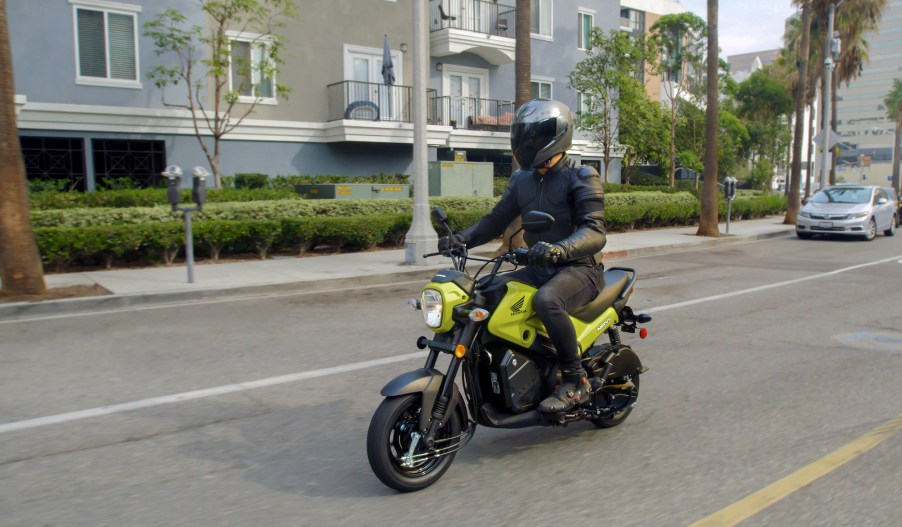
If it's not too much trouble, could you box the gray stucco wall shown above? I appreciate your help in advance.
[10,0,202,108]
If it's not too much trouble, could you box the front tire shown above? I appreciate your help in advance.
[367,394,460,492]
[863,218,877,241]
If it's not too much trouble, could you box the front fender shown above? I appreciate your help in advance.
[381,368,467,434]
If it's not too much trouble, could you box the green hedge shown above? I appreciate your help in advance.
[32,195,786,270]
[28,187,303,210]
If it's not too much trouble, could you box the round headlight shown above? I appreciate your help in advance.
[421,289,443,328]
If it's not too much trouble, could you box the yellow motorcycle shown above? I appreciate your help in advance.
[367,208,652,492]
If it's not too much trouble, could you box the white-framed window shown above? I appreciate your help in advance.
[70,0,141,89]
[578,9,594,50]
[530,77,553,99]
[228,31,277,105]
[531,0,553,40]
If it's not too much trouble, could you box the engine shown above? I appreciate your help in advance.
[479,344,547,413]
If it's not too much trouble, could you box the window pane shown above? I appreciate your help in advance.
[107,13,136,80]
[352,57,369,83]
[450,75,463,97]
[530,81,538,99]
[252,44,274,98]
[530,0,539,33]
[231,41,252,95]
[540,0,552,36]
[468,77,481,98]
[541,82,551,99]
[77,9,106,78]
[579,13,592,48]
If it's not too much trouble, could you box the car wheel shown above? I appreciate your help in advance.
[885,215,897,237]
[863,218,877,241]
[796,230,813,239]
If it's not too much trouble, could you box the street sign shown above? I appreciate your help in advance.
[813,129,843,150]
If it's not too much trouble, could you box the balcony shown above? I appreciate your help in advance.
[430,0,516,65]
[430,95,514,132]
[327,81,437,123]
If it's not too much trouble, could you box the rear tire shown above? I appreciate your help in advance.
[885,216,896,236]
[367,394,460,492]
[590,373,640,429]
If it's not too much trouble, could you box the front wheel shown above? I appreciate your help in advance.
[863,218,877,241]
[367,394,461,492]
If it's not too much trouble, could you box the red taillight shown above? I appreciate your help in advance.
[639,327,648,339]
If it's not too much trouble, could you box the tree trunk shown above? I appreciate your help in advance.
[0,0,46,295]
[804,102,815,198]
[697,0,720,237]
[893,111,901,195]
[493,0,531,255]
[786,3,811,225]
[669,104,677,187]
[829,68,838,185]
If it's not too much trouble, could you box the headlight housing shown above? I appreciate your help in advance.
[421,289,443,328]
[851,211,869,218]
[799,211,811,218]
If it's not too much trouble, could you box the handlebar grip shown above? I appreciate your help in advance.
[513,247,530,266]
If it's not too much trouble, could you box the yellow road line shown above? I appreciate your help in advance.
[689,412,902,527]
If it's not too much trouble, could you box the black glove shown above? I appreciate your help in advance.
[527,241,563,267]
[438,234,465,253]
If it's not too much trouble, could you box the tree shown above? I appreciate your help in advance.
[648,12,707,187]
[570,29,652,182]
[697,0,719,237]
[0,0,46,296]
[619,83,670,185]
[786,2,813,225]
[144,0,298,189]
[735,69,794,175]
[886,79,902,195]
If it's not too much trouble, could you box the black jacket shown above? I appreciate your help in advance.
[459,155,606,263]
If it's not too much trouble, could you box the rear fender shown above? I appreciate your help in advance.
[380,368,467,433]
[587,344,644,378]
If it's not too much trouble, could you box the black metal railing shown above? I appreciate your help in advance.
[327,81,437,123]
[430,96,515,131]
[430,0,517,36]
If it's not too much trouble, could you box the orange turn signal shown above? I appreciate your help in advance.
[454,344,467,359]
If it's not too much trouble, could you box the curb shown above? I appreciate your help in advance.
[0,228,794,321]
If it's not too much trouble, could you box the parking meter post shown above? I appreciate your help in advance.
[723,177,737,234]
[184,210,195,284]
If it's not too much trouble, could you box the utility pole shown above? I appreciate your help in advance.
[819,1,841,190]
[405,0,438,265]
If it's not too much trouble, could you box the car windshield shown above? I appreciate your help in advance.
[811,187,872,204]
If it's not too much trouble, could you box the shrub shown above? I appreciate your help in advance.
[233,173,270,189]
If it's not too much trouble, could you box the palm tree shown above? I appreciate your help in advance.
[697,0,719,236]
[886,79,902,195]
[785,1,813,225]
[0,0,46,296]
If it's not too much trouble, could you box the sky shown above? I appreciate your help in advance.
[676,1,798,58]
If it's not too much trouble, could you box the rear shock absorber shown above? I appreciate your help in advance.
[609,327,622,346]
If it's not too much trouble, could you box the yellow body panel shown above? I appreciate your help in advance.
[486,280,620,354]
[422,281,469,333]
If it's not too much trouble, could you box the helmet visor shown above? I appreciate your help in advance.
[511,118,557,169]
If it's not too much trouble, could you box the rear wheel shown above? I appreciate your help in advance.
[885,216,897,236]
[590,373,640,429]
[367,394,460,492]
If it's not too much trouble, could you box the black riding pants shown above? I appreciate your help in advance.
[507,263,604,371]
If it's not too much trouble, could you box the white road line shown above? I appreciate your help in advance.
[0,351,426,435]
[1,253,900,436]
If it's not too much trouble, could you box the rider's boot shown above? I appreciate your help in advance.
[539,368,590,413]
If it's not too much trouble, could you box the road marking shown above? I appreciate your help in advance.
[688,412,902,527]
[644,254,902,314]
[0,351,426,435]
[1,253,900,435]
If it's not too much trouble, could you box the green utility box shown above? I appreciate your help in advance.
[295,184,410,199]
[428,161,493,197]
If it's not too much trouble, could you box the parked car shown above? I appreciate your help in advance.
[883,187,901,227]
[796,185,897,240]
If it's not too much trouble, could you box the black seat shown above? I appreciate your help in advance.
[569,270,630,322]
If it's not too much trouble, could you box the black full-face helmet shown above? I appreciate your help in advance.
[510,99,573,170]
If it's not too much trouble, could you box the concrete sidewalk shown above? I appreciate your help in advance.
[0,216,794,318]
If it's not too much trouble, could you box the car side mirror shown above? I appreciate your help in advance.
[521,211,555,233]
[877,197,888,205]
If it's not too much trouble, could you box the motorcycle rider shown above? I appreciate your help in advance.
[438,99,606,414]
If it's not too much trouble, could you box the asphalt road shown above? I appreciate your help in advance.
[2,233,902,526]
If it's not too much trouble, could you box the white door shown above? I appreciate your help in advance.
[443,67,488,128]
[344,46,402,121]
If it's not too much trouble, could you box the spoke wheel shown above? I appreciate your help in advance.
[367,394,460,492]
[590,374,640,428]
[864,218,877,241]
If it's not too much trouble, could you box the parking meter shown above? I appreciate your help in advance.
[723,177,737,201]
[163,165,183,211]
[191,167,209,211]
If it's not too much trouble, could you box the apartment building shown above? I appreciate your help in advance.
[11,0,623,191]
[835,0,902,183]
[618,0,685,103]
